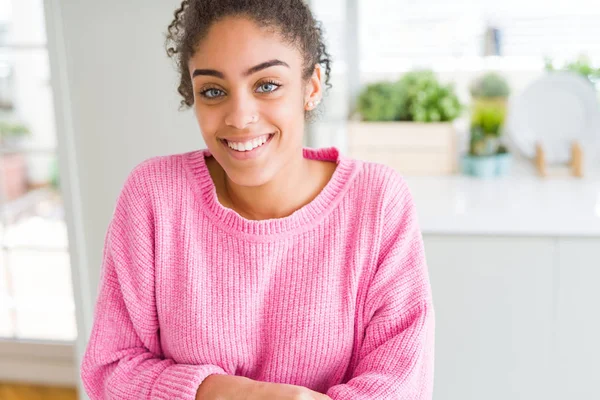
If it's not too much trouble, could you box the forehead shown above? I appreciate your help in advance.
[188,16,304,76]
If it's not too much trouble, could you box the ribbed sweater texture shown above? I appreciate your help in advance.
[81,146,435,399]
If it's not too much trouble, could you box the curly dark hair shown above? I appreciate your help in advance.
[164,0,333,114]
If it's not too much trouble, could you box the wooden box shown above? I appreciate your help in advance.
[347,121,458,175]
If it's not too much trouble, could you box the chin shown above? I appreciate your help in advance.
[223,165,275,188]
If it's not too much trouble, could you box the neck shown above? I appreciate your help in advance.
[222,154,318,220]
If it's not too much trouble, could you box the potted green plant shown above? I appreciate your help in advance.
[545,55,600,83]
[462,103,512,178]
[470,103,505,155]
[349,70,463,175]
[354,81,406,122]
[0,120,31,149]
[469,72,510,112]
[470,72,510,99]
[0,120,31,200]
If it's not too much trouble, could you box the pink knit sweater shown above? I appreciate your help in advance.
[80,147,435,399]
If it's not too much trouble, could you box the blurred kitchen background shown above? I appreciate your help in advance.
[0,0,599,399]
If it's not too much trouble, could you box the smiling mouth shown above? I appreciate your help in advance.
[220,133,275,152]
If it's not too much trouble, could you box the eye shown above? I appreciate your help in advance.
[256,80,282,94]
[199,87,225,99]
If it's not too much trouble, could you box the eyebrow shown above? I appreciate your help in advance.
[192,59,290,79]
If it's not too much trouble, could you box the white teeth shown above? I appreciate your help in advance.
[226,134,271,152]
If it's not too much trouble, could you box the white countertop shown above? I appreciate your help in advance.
[404,164,600,237]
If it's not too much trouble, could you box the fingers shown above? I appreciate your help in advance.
[314,391,332,400]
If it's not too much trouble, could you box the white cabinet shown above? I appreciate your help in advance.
[424,235,600,400]
[553,238,600,400]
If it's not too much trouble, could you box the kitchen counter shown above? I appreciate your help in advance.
[404,166,600,237]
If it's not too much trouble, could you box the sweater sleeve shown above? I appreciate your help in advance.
[80,163,227,399]
[326,173,435,400]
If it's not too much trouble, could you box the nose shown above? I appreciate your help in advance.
[224,91,259,129]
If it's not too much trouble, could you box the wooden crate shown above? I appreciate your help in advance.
[347,121,458,175]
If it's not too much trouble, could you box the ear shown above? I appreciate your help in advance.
[304,64,323,110]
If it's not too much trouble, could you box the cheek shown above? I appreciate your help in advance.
[265,93,305,128]
[195,107,221,139]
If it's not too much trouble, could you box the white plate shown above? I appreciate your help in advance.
[507,71,600,164]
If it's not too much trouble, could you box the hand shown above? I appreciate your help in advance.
[247,380,332,400]
[196,374,332,400]
[196,374,255,399]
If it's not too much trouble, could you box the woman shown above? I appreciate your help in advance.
[80,0,435,399]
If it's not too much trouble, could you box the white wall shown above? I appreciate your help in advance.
[44,1,202,397]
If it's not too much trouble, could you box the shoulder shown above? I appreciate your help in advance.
[119,151,192,198]
[107,151,199,248]
[113,151,191,216]
[124,152,185,187]
[350,159,414,213]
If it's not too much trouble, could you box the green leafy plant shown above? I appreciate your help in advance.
[545,55,600,82]
[0,120,31,138]
[356,81,405,121]
[469,125,486,156]
[470,72,510,98]
[355,70,463,122]
[398,70,462,122]
[469,103,507,156]
[471,103,506,136]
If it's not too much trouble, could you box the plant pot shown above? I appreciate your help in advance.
[495,152,513,176]
[0,152,28,201]
[461,152,513,178]
[460,156,473,175]
[469,155,497,178]
[347,121,457,175]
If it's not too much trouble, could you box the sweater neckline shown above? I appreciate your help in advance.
[183,146,359,239]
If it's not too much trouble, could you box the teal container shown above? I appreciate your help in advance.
[470,156,498,178]
[495,152,513,177]
[462,154,508,178]
[460,156,473,175]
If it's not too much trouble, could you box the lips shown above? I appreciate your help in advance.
[221,133,273,152]
[219,133,275,160]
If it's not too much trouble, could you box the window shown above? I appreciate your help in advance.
[308,0,600,149]
[0,0,75,343]
[357,0,600,73]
